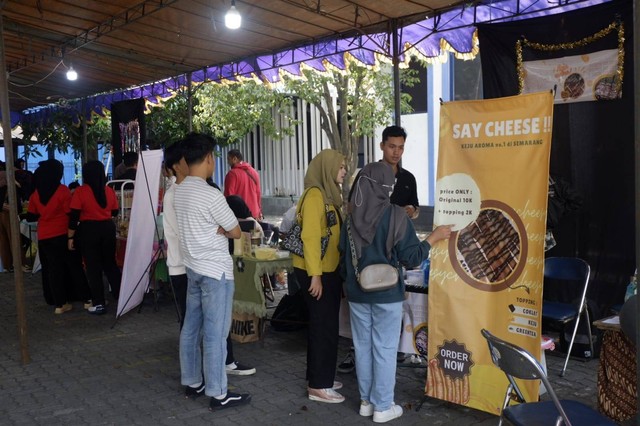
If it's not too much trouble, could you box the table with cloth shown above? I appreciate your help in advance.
[594,316,638,422]
[232,255,293,317]
[399,285,429,356]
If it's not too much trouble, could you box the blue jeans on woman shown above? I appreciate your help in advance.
[349,301,403,412]
[180,269,234,398]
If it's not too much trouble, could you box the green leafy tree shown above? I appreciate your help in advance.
[283,61,417,201]
[146,91,193,146]
[192,80,294,145]
[21,108,110,158]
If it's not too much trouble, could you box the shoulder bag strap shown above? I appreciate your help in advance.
[242,168,258,186]
[324,203,332,238]
[346,216,360,280]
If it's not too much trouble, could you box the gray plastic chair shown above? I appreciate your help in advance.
[480,329,615,426]
[542,257,593,376]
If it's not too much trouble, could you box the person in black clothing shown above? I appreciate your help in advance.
[380,125,420,219]
[116,152,138,181]
[68,161,122,315]
[14,159,34,203]
[26,160,91,313]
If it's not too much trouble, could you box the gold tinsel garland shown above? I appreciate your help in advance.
[516,21,625,96]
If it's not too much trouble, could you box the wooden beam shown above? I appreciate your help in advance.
[0,10,30,365]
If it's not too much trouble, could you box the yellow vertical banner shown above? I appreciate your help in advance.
[425,92,554,414]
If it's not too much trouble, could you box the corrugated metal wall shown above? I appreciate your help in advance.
[216,99,376,198]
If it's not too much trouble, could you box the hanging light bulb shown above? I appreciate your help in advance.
[225,0,241,29]
[66,64,78,81]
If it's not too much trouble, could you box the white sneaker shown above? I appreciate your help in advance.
[359,400,373,417]
[373,404,403,423]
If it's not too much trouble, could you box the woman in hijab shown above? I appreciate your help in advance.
[68,161,121,315]
[26,160,91,314]
[292,149,347,404]
[340,162,451,423]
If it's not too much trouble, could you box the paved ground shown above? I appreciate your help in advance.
[1,266,612,426]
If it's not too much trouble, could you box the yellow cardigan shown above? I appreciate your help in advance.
[291,187,341,276]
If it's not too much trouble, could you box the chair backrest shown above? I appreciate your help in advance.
[481,328,546,381]
[544,257,591,307]
[544,257,590,283]
[481,328,572,425]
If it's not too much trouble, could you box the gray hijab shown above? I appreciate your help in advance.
[349,162,408,259]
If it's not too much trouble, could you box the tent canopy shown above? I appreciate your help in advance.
[2,0,610,124]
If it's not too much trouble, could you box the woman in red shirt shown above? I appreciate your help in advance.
[27,160,91,314]
[68,161,121,315]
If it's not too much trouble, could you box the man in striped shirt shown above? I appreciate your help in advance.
[174,133,251,411]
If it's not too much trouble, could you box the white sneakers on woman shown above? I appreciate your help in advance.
[361,400,404,423]
[360,400,374,416]
[373,404,403,423]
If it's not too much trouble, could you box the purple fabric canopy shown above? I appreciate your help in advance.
[21,0,610,124]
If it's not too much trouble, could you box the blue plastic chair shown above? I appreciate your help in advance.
[542,257,592,377]
[481,329,615,426]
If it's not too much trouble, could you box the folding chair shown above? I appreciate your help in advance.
[542,257,592,376]
[480,329,615,426]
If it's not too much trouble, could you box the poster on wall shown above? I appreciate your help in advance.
[425,91,553,414]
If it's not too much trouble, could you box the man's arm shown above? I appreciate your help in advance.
[218,224,241,239]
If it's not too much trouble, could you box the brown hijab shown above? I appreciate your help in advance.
[303,149,344,208]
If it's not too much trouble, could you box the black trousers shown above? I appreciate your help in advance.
[171,273,235,365]
[294,267,341,389]
[78,220,121,306]
[39,234,91,307]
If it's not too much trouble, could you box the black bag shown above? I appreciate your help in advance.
[270,292,308,332]
[280,188,333,259]
[280,220,330,259]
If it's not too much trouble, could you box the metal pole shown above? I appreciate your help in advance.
[633,0,640,423]
[82,98,88,163]
[187,73,193,133]
[392,19,401,127]
[0,9,30,365]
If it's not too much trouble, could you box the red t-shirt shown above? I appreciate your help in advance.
[28,185,71,240]
[70,185,118,221]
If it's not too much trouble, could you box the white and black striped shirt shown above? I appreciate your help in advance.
[174,176,238,280]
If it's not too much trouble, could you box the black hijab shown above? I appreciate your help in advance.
[226,195,253,219]
[35,159,64,205]
[82,161,107,208]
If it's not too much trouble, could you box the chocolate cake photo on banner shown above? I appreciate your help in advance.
[477,0,635,321]
[426,91,553,414]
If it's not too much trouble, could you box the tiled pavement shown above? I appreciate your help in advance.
[1,269,608,426]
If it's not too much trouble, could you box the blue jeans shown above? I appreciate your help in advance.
[180,269,234,398]
[349,301,403,412]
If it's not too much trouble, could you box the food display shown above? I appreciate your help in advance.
[561,72,585,99]
[456,208,520,283]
